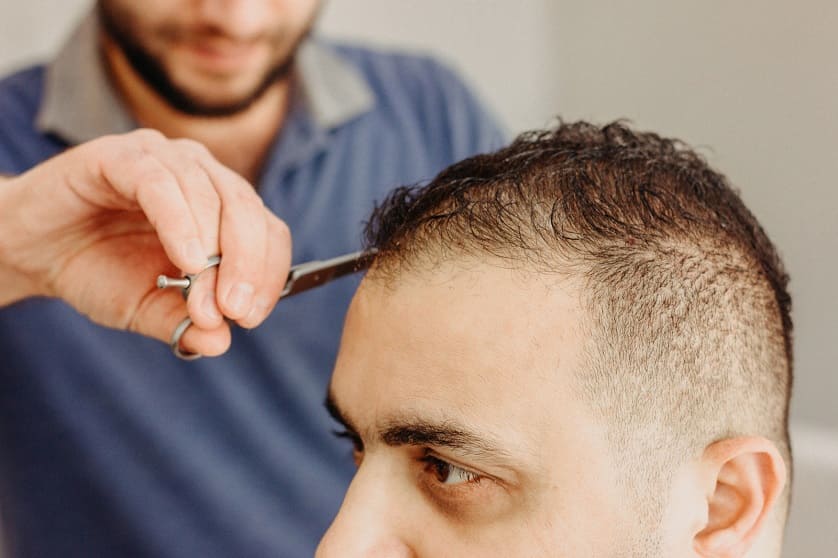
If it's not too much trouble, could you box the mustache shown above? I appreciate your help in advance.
[155,23,286,48]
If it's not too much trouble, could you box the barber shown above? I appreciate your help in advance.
[0,1,504,556]
[0,130,290,355]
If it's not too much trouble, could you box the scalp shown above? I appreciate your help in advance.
[363,120,793,519]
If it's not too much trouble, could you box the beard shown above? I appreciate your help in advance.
[97,1,316,118]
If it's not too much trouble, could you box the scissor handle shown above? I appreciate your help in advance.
[157,249,378,360]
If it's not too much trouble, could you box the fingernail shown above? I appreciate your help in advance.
[202,293,221,322]
[226,282,254,315]
[183,238,205,268]
[243,298,271,328]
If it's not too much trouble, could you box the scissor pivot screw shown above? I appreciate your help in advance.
[157,275,191,290]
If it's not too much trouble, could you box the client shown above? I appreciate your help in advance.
[318,121,792,557]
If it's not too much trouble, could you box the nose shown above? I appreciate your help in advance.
[196,0,271,39]
[316,464,416,558]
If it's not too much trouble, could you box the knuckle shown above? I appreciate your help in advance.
[191,183,221,210]
[173,138,212,159]
[81,134,127,168]
[229,186,264,213]
[134,163,173,192]
[131,128,167,146]
[83,134,115,155]
[271,215,291,240]
[246,191,266,213]
[78,141,114,177]
[264,209,289,234]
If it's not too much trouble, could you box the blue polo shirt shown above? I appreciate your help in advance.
[0,13,505,558]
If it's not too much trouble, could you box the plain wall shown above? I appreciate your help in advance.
[319,0,838,427]
[1,1,835,556]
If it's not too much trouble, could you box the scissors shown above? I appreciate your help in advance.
[156,249,378,360]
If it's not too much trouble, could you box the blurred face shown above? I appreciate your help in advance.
[317,262,646,557]
[98,0,320,116]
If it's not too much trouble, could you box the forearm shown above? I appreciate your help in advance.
[0,174,42,306]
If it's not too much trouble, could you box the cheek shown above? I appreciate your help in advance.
[276,0,320,18]
[410,512,565,558]
[258,0,319,35]
[531,482,630,557]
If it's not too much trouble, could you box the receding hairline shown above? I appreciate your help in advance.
[357,120,793,528]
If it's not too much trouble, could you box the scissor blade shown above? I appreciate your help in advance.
[280,249,378,299]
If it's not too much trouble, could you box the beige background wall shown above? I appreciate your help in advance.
[1,1,835,556]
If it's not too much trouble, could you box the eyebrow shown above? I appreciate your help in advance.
[325,389,514,463]
[380,420,513,463]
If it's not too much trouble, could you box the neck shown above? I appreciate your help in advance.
[102,36,289,184]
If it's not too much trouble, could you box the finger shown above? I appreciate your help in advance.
[237,212,292,328]
[154,139,225,329]
[129,285,232,357]
[199,157,269,321]
[177,316,231,358]
[97,131,206,273]
[167,139,223,250]
[184,264,224,330]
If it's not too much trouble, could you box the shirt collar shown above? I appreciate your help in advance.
[36,11,375,146]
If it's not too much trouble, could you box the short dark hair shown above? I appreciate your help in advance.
[363,120,792,519]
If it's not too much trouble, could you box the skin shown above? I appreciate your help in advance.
[0,1,320,354]
[317,260,787,557]
[0,2,789,549]
[99,0,321,181]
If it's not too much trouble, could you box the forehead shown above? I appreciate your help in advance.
[329,261,635,553]
[331,260,593,454]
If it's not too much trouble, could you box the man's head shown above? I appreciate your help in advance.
[97,0,320,116]
[318,121,793,557]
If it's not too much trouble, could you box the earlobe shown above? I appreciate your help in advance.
[693,437,787,558]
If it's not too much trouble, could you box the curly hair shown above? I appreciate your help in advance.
[363,120,793,521]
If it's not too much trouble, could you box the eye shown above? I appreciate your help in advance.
[417,453,509,520]
[421,454,482,486]
[332,429,364,466]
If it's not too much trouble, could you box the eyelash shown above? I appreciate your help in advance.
[419,453,483,486]
[332,428,361,448]
[333,429,364,464]
[332,430,484,486]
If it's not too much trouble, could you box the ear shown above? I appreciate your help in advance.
[693,437,787,558]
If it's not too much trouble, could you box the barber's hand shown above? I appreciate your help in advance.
[0,129,291,356]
